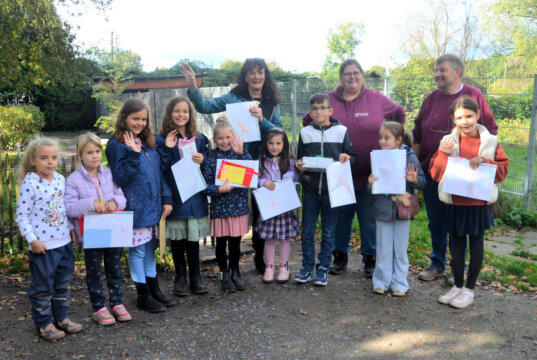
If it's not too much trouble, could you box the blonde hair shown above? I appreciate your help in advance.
[16,136,58,183]
[212,116,234,138]
[76,132,102,170]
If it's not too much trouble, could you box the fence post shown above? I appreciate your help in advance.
[291,79,298,155]
[523,74,537,209]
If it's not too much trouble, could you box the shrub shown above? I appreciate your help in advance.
[0,105,45,150]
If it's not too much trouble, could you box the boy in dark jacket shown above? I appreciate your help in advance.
[295,93,356,286]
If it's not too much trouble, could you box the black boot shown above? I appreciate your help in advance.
[146,276,176,307]
[230,267,246,291]
[171,240,188,296]
[252,232,266,274]
[364,255,376,278]
[186,241,207,294]
[220,270,236,293]
[329,251,348,275]
[134,282,165,313]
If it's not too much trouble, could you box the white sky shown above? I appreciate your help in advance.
[59,0,484,73]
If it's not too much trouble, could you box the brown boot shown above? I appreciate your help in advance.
[39,323,65,342]
[57,318,83,334]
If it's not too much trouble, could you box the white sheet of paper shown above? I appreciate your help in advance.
[215,159,259,189]
[253,179,301,220]
[302,156,334,172]
[178,138,197,159]
[326,161,356,208]
[83,212,133,249]
[441,157,497,201]
[225,102,261,142]
[172,157,207,202]
[370,149,406,194]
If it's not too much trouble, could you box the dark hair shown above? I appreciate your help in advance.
[449,95,479,119]
[381,121,411,147]
[159,96,198,138]
[231,58,280,105]
[339,59,364,78]
[309,93,331,106]
[115,98,155,148]
[259,128,293,178]
[435,53,465,77]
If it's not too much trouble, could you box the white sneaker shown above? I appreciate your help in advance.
[449,288,474,309]
[438,286,461,304]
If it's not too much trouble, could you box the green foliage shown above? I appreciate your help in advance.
[0,105,45,149]
[321,22,364,78]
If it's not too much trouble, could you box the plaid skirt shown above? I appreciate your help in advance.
[255,211,299,241]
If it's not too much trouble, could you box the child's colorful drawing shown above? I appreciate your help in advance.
[370,149,406,194]
[253,179,301,220]
[178,138,197,159]
[225,102,261,142]
[326,161,356,208]
[215,159,259,189]
[83,212,133,249]
[172,157,207,202]
[441,157,497,201]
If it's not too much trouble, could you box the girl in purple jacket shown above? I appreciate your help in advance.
[65,133,131,326]
[255,129,300,284]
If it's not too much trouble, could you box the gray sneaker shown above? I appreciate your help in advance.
[418,266,445,281]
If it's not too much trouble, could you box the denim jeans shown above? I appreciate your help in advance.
[423,175,449,271]
[84,247,123,311]
[128,240,157,283]
[301,192,338,270]
[333,188,376,260]
[28,243,75,328]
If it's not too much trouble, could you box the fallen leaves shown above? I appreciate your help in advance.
[298,308,308,315]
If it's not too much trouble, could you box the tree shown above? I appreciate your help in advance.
[321,22,365,78]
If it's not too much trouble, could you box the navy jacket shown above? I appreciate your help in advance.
[156,133,209,220]
[202,148,251,219]
[106,137,172,228]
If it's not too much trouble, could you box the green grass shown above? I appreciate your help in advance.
[511,249,537,261]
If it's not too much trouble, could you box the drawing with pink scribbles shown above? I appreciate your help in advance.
[326,161,356,208]
[225,102,261,142]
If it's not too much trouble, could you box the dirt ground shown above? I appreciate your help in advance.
[1,241,537,360]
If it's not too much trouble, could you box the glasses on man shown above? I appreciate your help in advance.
[310,106,330,113]
[342,71,361,78]
[429,113,453,134]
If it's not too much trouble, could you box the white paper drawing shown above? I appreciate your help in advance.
[215,159,259,189]
[83,212,133,249]
[225,102,261,142]
[302,156,334,172]
[178,138,197,159]
[326,161,356,208]
[370,149,406,194]
[441,157,497,201]
[253,179,301,220]
[172,157,207,202]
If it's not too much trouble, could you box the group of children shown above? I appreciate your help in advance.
[16,92,507,342]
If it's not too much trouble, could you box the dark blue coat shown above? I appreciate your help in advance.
[156,133,210,220]
[106,137,172,228]
[202,148,251,219]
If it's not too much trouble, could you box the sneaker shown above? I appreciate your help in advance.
[294,268,313,283]
[449,288,474,309]
[263,264,275,284]
[276,262,290,283]
[438,286,462,304]
[111,304,132,322]
[39,323,65,342]
[57,318,83,334]
[314,267,328,286]
[364,256,376,278]
[92,307,116,326]
[391,290,406,297]
[373,287,385,295]
[418,266,445,281]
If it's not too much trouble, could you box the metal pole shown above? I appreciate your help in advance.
[523,74,537,209]
[291,80,298,155]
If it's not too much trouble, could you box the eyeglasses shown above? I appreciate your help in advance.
[310,106,330,113]
[342,71,361,78]
[429,113,453,134]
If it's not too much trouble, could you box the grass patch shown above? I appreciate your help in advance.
[511,249,537,261]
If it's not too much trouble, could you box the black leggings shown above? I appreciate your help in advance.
[451,233,484,289]
[215,236,241,271]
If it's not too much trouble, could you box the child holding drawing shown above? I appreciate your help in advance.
[156,96,210,296]
[202,116,251,293]
[256,128,300,284]
[368,122,426,297]
[16,136,82,341]
[431,95,508,308]
[64,133,131,326]
[106,98,175,313]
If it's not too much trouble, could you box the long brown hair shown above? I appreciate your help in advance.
[159,96,198,138]
[259,128,293,177]
[114,98,155,148]
[381,121,412,147]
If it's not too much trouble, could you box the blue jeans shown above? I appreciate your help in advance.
[333,188,376,260]
[423,175,449,271]
[28,243,75,328]
[301,192,338,270]
[84,247,124,311]
[128,240,157,283]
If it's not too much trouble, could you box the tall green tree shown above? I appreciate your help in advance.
[321,22,365,78]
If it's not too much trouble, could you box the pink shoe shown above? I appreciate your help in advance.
[112,304,132,322]
[92,307,115,326]
[276,262,290,283]
[263,264,274,283]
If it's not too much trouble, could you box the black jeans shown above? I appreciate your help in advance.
[451,234,484,289]
[84,247,124,310]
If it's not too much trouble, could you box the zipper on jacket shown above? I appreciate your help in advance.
[319,126,325,195]
[144,150,158,200]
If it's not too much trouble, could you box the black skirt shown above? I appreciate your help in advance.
[444,204,494,237]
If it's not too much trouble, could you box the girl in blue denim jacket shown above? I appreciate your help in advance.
[203,117,251,293]
[255,129,299,284]
[106,98,175,313]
